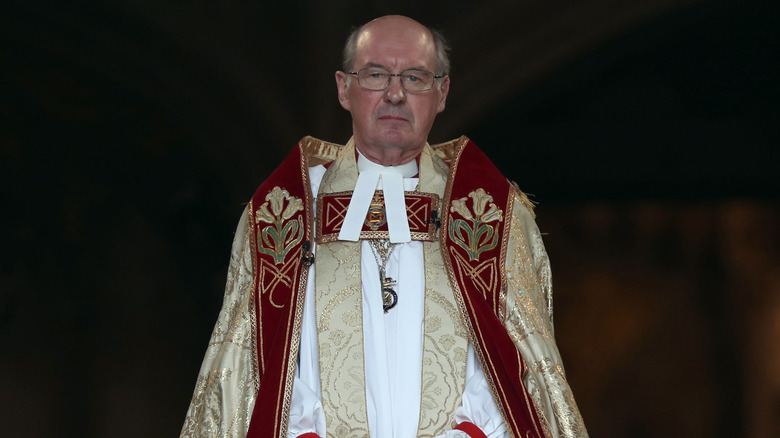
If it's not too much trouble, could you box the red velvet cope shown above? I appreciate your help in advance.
[455,421,488,438]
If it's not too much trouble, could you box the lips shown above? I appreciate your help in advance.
[379,115,407,121]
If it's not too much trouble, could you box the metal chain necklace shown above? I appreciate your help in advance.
[368,239,398,312]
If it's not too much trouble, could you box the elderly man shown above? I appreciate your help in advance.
[181,15,587,438]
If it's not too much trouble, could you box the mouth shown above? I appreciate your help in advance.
[378,115,408,122]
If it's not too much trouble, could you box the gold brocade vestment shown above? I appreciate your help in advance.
[180,136,589,438]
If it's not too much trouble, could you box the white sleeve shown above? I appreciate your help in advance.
[449,343,509,438]
[287,372,325,437]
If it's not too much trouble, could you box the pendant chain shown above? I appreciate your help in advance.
[368,239,399,312]
[368,239,396,268]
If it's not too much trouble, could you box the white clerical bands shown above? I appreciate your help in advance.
[341,172,409,242]
[316,177,440,244]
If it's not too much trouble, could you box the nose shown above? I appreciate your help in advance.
[384,75,406,104]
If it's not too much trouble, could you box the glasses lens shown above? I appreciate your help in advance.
[355,68,436,92]
[401,70,434,92]
[358,69,389,90]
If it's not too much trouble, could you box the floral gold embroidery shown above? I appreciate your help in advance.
[255,186,304,264]
[449,188,503,261]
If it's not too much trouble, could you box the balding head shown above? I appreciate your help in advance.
[342,16,450,75]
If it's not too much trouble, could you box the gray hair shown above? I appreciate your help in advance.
[341,23,451,75]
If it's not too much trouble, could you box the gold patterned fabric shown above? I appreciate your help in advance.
[181,210,259,438]
[503,190,588,437]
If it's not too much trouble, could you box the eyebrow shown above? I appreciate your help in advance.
[363,62,386,70]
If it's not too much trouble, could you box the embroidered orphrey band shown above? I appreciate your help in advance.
[316,190,440,243]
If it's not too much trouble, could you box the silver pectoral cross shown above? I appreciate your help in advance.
[379,267,398,313]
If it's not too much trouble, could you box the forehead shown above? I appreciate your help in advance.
[354,23,436,69]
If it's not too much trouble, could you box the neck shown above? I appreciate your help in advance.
[354,140,424,166]
[357,148,418,178]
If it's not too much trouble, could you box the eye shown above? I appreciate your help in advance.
[406,74,420,83]
[362,69,388,79]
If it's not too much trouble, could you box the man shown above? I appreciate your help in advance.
[181,15,587,438]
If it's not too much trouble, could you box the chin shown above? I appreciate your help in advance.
[377,130,415,148]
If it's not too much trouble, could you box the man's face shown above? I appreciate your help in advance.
[336,17,449,163]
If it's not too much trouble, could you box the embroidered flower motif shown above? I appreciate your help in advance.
[450,197,474,221]
[448,188,503,261]
[255,186,304,264]
[256,187,303,223]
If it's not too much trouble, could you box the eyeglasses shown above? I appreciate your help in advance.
[348,68,444,92]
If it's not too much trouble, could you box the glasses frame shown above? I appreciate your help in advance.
[348,68,445,93]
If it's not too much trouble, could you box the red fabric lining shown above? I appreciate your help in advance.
[455,421,488,438]
[296,433,319,438]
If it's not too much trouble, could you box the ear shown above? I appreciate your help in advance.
[335,71,351,111]
[437,75,450,113]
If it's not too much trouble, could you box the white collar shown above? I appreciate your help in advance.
[337,149,417,243]
[356,148,418,178]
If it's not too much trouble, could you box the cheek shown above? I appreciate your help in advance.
[415,100,440,126]
[354,94,380,123]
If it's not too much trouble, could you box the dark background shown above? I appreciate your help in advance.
[2,0,779,436]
